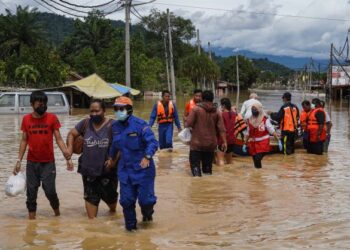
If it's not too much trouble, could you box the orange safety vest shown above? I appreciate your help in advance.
[185,99,196,116]
[307,108,327,143]
[281,106,298,132]
[157,101,174,123]
[300,110,309,131]
[234,114,247,145]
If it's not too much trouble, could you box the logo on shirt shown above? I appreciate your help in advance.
[85,137,109,148]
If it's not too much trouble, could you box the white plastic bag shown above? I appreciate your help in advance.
[178,128,192,144]
[5,172,26,197]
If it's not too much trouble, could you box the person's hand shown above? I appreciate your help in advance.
[63,150,71,161]
[13,161,21,175]
[242,144,247,153]
[140,158,150,169]
[66,159,74,171]
[104,158,114,169]
[221,142,228,153]
[278,140,283,152]
[231,106,237,113]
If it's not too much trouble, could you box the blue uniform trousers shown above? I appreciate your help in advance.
[158,123,173,149]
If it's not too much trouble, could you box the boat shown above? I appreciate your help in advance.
[248,88,325,98]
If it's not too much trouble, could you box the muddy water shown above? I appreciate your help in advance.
[1,92,350,249]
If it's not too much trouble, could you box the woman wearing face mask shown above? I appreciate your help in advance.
[243,103,280,169]
[66,100,118,219]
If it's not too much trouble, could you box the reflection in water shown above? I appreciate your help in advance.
[1,92,350,248]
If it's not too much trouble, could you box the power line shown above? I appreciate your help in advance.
[45,0,91,14]
[140,1,350,22]
[38,0,85,17]
[58,0,119,9]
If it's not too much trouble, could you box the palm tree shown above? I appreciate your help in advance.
[15,64,40,89]
[0,5,44,57]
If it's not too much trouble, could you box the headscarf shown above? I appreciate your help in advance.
[248,102,266,128]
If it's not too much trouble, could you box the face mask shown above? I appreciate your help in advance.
[35,106,47,116]
[90,115,103,124]
[252,110,259,117]
[115,110,129,121]
[311,104,316,109]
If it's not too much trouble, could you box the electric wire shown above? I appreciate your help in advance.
[38,0,86,17]
[58,0,118,9]
[45,0,91,14]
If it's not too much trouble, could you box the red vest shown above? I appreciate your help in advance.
[248,117,271,155]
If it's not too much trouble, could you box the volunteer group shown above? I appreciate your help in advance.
[11,89,331,231]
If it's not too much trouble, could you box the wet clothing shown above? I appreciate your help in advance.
[271,103,299,155]
[307,108,326,155]
[82,176,118,206]
[21,113,61,162]
[218,111,236,146]
[149,101,181,149]
[110,115,158,230]
[75,119,114,177]
[253,153,266,169]
[189,150,215,176]
[186,102,225,176]
[26,161,59,212]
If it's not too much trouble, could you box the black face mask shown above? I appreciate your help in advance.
[252,110,259,117]
[90,115,104,124]
[35,106,47,116]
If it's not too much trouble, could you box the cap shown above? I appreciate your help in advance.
[113,96,133,106]
[282,92,292,99]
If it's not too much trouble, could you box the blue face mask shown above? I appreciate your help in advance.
[115,110,129,121]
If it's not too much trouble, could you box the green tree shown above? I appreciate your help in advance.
[0,6,44,57]
[0,61,7,85]
[15,64,40,88]
[73,47,97,77]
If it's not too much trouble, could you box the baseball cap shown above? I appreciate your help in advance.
[113,96,133,106]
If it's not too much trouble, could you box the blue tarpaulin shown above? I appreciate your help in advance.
[109,83,140,96]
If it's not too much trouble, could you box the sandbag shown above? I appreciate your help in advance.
[178,128,191,144]
[5,172,26,197]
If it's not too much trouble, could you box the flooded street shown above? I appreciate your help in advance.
[1,92,350,249]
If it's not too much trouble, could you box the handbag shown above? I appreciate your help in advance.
[73,118,89,154]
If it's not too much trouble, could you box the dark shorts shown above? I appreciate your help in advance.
[217,144,235,153]
[82,176,118,206]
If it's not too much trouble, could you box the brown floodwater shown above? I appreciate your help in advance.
[1,92,350,249]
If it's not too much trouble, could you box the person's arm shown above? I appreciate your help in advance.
[140,125,159,168]
[266,118,279,140]
[217,113,227,152]
[315,111,325,142]
[13,132,28,175]
[270,106,284,123]
[149,104,157,127]
[173,104,182,130]
[185,107,196,128]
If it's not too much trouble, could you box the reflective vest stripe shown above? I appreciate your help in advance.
[253,134,270,142]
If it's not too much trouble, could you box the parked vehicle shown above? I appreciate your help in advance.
[0,92,70,114]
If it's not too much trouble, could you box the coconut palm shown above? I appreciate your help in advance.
[0,5,44,57]
[15,64,40,89]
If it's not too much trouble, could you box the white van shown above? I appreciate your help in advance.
[0,92,70,114]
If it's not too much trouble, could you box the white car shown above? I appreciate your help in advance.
[0,92,70,114]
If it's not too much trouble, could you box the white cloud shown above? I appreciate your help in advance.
[3,0,350,59]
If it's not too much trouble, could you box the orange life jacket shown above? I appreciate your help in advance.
[185,99,196,117]
[157,101,174,123]
[281,106,298,132]
[300,110,309,131]
[307,108,327,143]
[234,114,247,146]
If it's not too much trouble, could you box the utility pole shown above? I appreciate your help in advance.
[236,54,240,108]
[208,42,215,94]
[329,43,333,110]
[125,0,131,87]
[196,29,201,55]
[163,35,171,91]
[167,9,176,102]
[208,42,212,60]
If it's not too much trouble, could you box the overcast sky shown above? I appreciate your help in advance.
[2,0,350,59]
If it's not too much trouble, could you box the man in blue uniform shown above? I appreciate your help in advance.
[149,90,181,151]
[108,96,158,231]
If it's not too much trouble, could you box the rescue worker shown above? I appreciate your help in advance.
[270,92,299,155]
[149,90,181,151]
[244,103,280,169]
[108,97,158,231]
[320,100,332,153]
[233,113,249,156]
[307,98,327,155]
[184,89,202,123]
[300,100,311,149]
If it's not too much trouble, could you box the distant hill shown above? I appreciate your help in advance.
[36,12,125,46]
[252,58,293,76]
[212,47,329,70]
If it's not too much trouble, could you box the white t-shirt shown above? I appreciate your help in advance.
[325,111,331,123]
